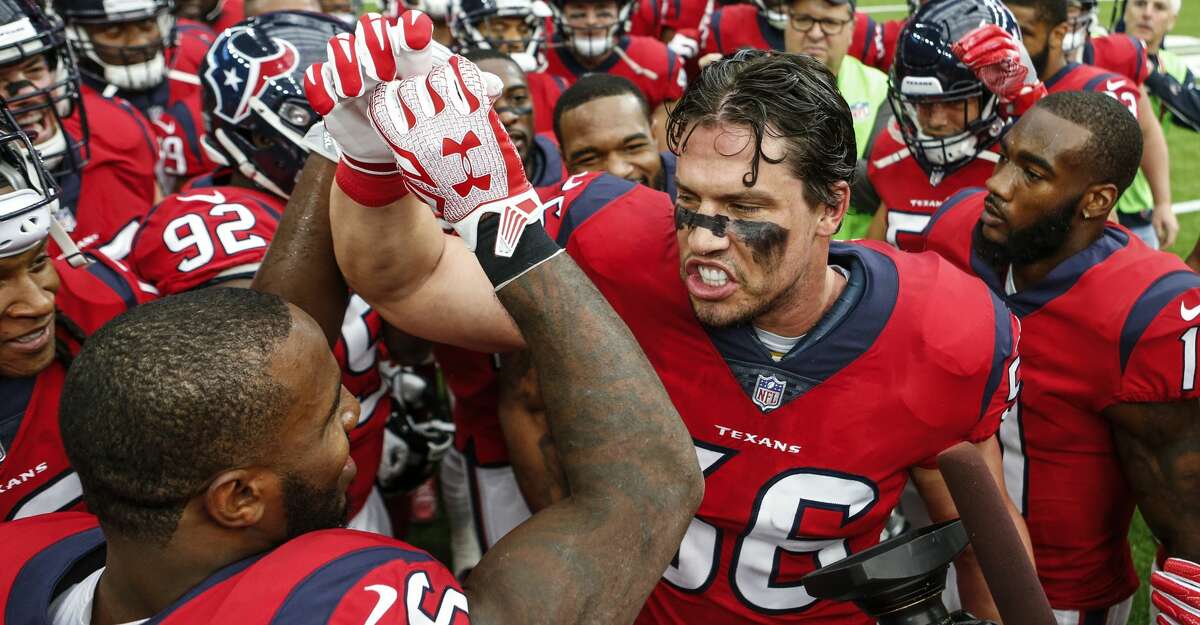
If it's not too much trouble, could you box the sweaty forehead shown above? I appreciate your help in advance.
[1010,107,1093,169]
[562,95,651,144]
[676,122,795,195]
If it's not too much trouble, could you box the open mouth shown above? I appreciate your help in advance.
[684,259,739,300]
[15,106,55,146]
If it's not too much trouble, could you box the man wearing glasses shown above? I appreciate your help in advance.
[783,0,890,240]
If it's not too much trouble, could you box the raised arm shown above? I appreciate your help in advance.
[251,154,348,346]
[497,350,568,512]
[307,19,702,623]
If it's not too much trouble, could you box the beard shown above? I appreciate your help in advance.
[1028,43,1051,80]
[281,471,349,540]
[973,193,1079,268]
[689,253,806,328]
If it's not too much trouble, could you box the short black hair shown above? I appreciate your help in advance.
[460,47,523,71]
[59,288,295,545]
[553,73,651,146]
[1004,0,1067,26]
[667,49,856,208]
[1032,90,1143,193]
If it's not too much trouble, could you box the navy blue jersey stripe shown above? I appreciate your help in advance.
[269,546,432,625]
[6,527,104,625]
[1119,270,1200,373]
[757,13,784,51]
[711,8,725,53]
[85,255,138,310]
[554,174,639,246]
[979,291,1015,421]
[923,187,982,236]
[858,15,877,60]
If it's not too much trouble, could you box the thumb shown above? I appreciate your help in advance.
[482,71,504,106]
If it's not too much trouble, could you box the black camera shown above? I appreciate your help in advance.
[802,519,996,625]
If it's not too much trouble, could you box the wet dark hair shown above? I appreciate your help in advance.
[666,49,857,209]
[59,288,294,545]
[1033,90,1142,193]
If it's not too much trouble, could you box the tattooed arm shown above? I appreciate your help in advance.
[465,250,702,625]
[251,156,348,347]
[497,350,568,511]
[1106,400,1200,562]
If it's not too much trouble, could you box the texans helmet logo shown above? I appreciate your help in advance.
[203,26,301,125]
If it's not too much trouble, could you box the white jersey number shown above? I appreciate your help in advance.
[162,203,266,272]
[359,572,468,625]
[664,443,879,614]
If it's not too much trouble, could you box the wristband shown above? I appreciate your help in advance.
[473,214,563,291]
[335,160,409,207]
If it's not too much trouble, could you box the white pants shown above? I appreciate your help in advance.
[440,447,532,577]
[1051,595,1133,625]
[346,487,393,537]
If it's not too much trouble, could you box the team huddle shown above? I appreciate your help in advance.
[1,0,1199,621]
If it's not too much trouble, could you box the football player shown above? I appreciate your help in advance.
[0,104,156,523]
[53,0,218,192]
[698,0,886,70]
[0,249,700,624]
[329,33,1029,623]
[781,0,888,239]
[0,0,158,252]
[0,13,703,620]
[447,0,569,135]
[553,73,674,195]
[920,90,1200,625]
[1004,0,1176,250]
[865,0,1020,251]
[126,11,409,536]
[541,0,686,149]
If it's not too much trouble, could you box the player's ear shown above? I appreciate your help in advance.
[202,467,276,529]
[1049,20,1069,53]
[1080,183,1119,220]
[815,181,850,237]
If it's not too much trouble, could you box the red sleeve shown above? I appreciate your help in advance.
[850,12,885,69]
[1115,274,1200,404]
[1095,72,1142,119]
[629,0,664,37]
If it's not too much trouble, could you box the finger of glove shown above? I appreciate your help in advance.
[952,24,1012,58]
[327,33,366,99]
[956,34,1021,67]
[391,9,436,79]
[1159,615,1183,625]
[1166,559,1200,582]
[422,55,488,116]
[304,62,336,116]
[1154,569,1200,604]
[1153,589,1200,625]
[356,13,397,83]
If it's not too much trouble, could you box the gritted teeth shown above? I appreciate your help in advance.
[698,266,729,287]
[10,326,46,344]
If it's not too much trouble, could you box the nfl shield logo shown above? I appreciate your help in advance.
[753,374,786,412]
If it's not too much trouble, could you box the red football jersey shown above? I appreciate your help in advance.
[212,0,247,35]
[1045,61,1142,119]
[1084,34,1150,87]
[879,17,905,72]
[865,117,999,251]
[630,0,669,38]
[435,346,507,465]
[544,172,1020,624]
[527,70,568,136]
[127,185,390,517]
[543,34,687,109]
[0,512,469,624]
[699,6,883,69]
[923,189,1200,610]
[159,19,219,187]
[0,253,155,522]
[60,85,159,250]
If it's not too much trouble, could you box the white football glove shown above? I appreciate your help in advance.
[1153,558,1200,625]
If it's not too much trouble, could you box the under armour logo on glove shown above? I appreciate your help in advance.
[442,131,492,197]
[368,54,545,256]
